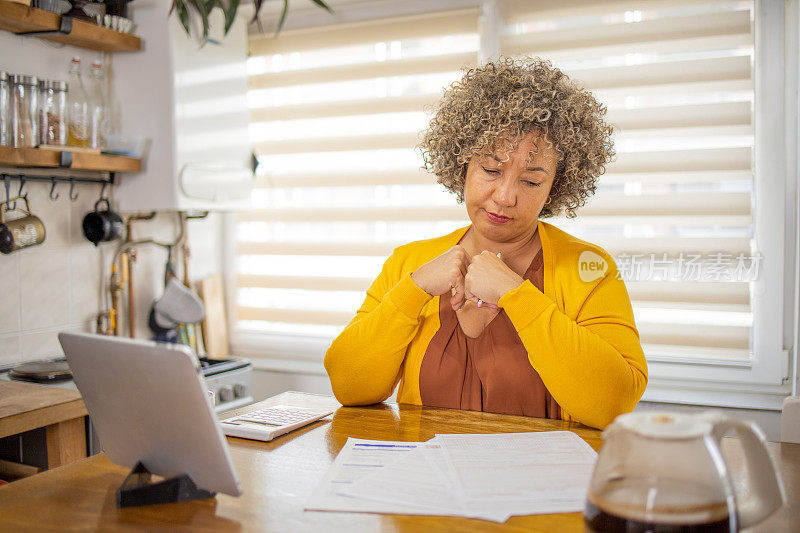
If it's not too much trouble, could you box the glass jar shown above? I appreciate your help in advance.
[10,74,39,148]
[39,79,67,146]
[0,71,10,146]
[67,57,89,147]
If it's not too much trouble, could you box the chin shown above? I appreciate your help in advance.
[477,223,516,241]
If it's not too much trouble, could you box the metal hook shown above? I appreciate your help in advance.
[49,178,60,201]
[6,175,19,210]
[69,179,79,201]
[99,181,108,201]
[2,174,8,202]
[17,176,25,199]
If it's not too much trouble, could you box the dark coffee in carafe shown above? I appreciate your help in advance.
[584,493,734,533]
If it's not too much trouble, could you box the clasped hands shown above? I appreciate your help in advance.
[411,245,525,311]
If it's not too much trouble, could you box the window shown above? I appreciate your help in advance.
[232,0,797,407]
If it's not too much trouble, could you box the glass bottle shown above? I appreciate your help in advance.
[87,60,109,149]
[39,79,68,146]
[67,57,90,147]
[0,71,9,146]
[10,74,39,148]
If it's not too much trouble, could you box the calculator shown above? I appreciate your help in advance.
[220,405,334,442]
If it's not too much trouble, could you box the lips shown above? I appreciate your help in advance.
[485,210,511,224]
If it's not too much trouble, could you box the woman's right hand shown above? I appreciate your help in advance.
[411,245,471,310]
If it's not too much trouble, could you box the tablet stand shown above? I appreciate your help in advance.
[116,462,216,507]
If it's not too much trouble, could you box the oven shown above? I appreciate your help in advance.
[0,355,254,414]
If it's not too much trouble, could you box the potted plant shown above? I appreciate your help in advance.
[170,0,333,44]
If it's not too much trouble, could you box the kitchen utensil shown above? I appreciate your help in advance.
[81,197,123,246]
[62,0,95,21]
[0,195,46,254]
[103,0,130,18]
[94,14,134,33]
[32,0,71,14]
[153,277,206,327]
[584,411,785,532]
[198,274,229,356]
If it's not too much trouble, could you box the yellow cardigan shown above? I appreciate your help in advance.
[324,221,648,429]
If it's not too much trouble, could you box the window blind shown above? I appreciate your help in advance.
[237,9,479,353]
[236,0,759,370]
[497,0,756,365]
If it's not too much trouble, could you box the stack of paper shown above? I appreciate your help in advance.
[305,431,598,523]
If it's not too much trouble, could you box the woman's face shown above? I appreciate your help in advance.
[463,131,558,244]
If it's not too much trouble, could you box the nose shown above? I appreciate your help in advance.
[491,173,517,207]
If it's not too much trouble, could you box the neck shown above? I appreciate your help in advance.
[465,222,541,263]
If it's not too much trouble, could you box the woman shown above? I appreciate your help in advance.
[324,58,647,429]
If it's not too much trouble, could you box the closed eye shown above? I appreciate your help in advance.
[482,166,500,175]
[524,180,541,187]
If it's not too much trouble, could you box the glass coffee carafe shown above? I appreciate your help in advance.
[584,411,785,532]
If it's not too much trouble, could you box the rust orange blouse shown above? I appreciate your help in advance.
[418,230,561,419]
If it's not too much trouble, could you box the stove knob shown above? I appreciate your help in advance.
[233,383,247,398]
[218,386,234,403]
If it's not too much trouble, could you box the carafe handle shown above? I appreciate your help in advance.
[706,415,785,528]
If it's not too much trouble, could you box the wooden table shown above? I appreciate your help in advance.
[0,381,88,471]
[0,391,797,532]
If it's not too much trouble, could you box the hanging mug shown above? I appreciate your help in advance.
[82,197,123,246]
[0,196,46,254]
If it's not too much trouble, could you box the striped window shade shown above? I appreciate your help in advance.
[497,0,757,367]
[237,9,479,358]
[234,0,773,379]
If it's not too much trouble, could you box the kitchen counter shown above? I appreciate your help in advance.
[0,380,88,472]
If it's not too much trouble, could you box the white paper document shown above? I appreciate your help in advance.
[305,431,598,523]
[305,438,453,516]
[437,431,598,517]
[337,438,509,522]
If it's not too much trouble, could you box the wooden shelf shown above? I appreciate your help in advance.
[0,146,141,172]
[0,1,141,52]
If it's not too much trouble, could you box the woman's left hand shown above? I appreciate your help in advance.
[464,251,525,307]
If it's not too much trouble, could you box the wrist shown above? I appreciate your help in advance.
[410,270,432,296]
[497,276,525,304]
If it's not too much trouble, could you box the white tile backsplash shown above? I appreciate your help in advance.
[70,249,105,324]
[26,183,71,248]
[0,335,21,366]
[0,254,21,335]
[19,249,71,331]
[1,182,224,363]
[21,328,66,360]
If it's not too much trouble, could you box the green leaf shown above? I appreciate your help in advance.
[308,0,333,14]
[187,0,210,46]
[172,0,333,40]
[175,0,191,39]
[252,0,264,23]
[275,0,289,34]
[223,0,240,35]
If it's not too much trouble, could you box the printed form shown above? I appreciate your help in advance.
[305,438,453,516]
[436,431,598,517]
[306,431,598,522]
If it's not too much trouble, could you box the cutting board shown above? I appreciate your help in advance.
[197,274,229,357]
